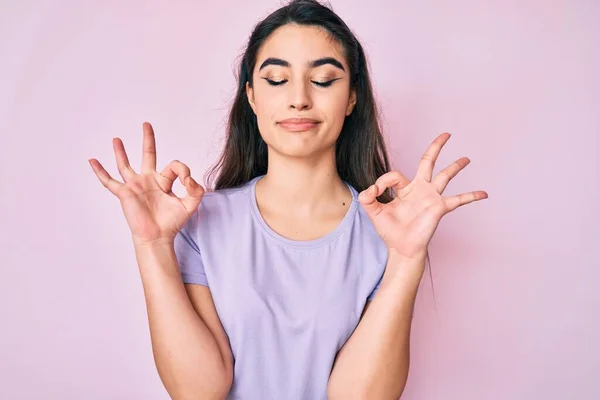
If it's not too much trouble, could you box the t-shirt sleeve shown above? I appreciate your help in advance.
[173,214,208,286]
[366,275,382,301]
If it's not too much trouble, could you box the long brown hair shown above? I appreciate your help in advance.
[204,0,394,203]
[205,0,436,304]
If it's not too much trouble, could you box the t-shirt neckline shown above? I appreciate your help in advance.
[248,175,359,249]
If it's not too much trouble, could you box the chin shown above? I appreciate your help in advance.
[271,144,320,159]
[267,139,337,160]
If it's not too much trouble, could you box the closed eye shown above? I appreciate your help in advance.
[264,78,286,86]
[313,79,339,87]
[263,78,340,87]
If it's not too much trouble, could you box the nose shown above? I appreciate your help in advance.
[288,81,312,111]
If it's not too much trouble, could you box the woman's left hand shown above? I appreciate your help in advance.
[358,132,488,262]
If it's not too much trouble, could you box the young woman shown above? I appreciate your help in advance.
[89,0,488,398]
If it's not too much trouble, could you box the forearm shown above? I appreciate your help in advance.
[328,251,425,399]
[134,242,231,400]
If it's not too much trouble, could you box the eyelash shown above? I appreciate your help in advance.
[263,78,337,88]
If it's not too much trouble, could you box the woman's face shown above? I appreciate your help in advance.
[246,24,356,159]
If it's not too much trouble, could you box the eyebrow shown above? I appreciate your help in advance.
[258,57,345,72]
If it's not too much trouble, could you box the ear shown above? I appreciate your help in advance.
[246,82,256,114]
[345,88,357,116]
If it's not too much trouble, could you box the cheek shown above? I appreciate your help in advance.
[253,88,282,122]
[320,90,351,124]
[322,83,349,107]
[252,89,281,142]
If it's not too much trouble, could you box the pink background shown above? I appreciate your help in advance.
[1,1,598,399]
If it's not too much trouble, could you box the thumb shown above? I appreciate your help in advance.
[181,176,205,214]
[358,184,384,218]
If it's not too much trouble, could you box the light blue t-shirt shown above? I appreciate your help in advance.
[174,174,388,399]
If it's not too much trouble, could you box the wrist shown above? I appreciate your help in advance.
[383,248,427,283]
[133,239,179,274]
[387,247,427,267]
[132,235,175,249]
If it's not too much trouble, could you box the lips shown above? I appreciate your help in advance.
[278,118,321,132]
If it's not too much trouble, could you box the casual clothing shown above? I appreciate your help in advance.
[174,175,387,399]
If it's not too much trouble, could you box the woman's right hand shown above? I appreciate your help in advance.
[89,122,205,246]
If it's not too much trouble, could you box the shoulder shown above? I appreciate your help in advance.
[184,179,255,230]
[201,183,251,208]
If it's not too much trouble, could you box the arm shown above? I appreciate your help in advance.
[327,250,424,399]
[329,133,488,398]
[135,241,233,400]
[89,123,233,399]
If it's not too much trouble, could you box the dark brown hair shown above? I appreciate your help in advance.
[204,0,394,203]
[205,0,435,304]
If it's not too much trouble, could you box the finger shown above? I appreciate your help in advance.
[358,171,410,218]
[375,170,411,192]
[113,138,136,182]
[358,183,384,218]
[416,132,451,182]
[433,157,470,193]
[141,122,157,173]
[160,160,204,213]
[88,158,122,195]
[181,177,205,214]
[160,160,191,188]
[444,190,488,212]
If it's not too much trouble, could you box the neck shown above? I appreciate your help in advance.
[256,150,351,216]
